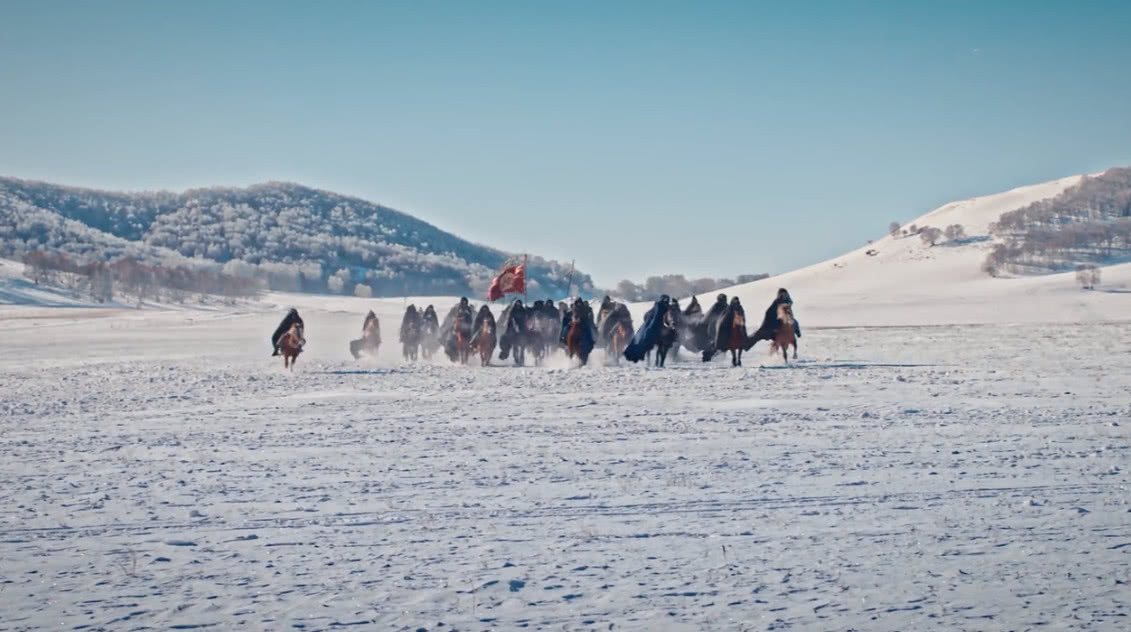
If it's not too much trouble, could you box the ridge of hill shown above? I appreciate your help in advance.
[685,173,1131,327]
[0,177,595,299]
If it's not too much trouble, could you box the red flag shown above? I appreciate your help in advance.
[487,262,525,300]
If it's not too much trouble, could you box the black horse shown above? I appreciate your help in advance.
[350,310,381,359]
[698,294,730,362]
[399,305,422,360]
[498,299,533,366]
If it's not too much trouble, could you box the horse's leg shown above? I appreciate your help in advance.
[792,340,798,360]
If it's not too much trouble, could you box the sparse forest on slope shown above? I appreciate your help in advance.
[0,177,595,298]
[612,273,769,302]
[985,167,1131,275]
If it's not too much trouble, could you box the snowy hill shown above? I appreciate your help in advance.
[687,174,1131,327]
[0,177,596,298]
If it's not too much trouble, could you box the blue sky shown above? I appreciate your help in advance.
[2,1,1130,286]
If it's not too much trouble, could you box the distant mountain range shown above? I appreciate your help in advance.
[0,177,595,298]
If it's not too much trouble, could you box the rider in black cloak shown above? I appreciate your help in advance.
[712,296,747,352]
[363,310,378,331]
[271,308,304,356]
[698,294,729,361]
[747,288,801,349]
[468,304,495,347]
[422,305,439,328]
[442,297,475,360]
[400,305,420,342]
[498,298,528,360]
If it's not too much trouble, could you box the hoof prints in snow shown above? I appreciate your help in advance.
[0,322,1129,630]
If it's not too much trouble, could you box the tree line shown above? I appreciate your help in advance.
[22,250,261,305]
[983,167,1131,277]
[611,273,770,302]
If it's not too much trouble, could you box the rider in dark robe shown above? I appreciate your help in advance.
[498,298,527,360]
[565,298,598,358]
[747,288,801,349]
[437,298,471,360]
[624,295,670,362]
[698,294,728,361]
[713,296,747,352]
[271,308,304,356]
[683,296,701,318]
[468,304,495,347]
[420,307,436,332]
[400,305,420,342]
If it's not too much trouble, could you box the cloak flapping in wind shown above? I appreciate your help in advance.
[624,295,670,363]
[713,299,747,352]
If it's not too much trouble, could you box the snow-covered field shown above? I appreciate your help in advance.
[3,173,1131,630]
[2,302,1129,631]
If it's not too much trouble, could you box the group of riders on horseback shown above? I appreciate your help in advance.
[268,288,800,369]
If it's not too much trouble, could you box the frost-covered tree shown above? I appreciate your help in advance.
[919,226,943,246]
[944,224,967,242]
[0,177,598,297]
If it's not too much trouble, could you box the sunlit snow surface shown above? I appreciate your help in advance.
[2,304,1128,631]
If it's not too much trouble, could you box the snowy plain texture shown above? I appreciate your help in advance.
[2,174,1130,631]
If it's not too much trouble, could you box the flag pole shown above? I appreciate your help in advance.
[522,254,528,302]
[565,259,575,299]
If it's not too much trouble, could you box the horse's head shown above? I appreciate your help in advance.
[778,302,793,320]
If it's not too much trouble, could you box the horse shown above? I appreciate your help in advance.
[350,311,381,359]
[498,299,531,366]
[714,297,748,367]
[564,299,596,366]
[278,322,305,370]
[420,305,440,359]
[769,302,798,363]
[597,302,632,365]
[470,305,497,367]
[606,317,632,365]
[444,301,475,365]
[653,302,679,367]
[537,300,562,357]
[400,305,421,361]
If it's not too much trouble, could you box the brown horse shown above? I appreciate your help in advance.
[454,309,473,365]
[565,301,596,366]
[606,319,631,365]
[769,303,798,363]
[476,318,495,366]
[470,305,497,367]
[278,322,305,370]
[714,297,748,367]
